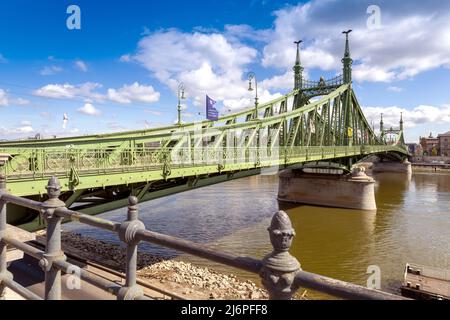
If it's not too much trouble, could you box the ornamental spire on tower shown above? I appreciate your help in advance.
[293,40,304,90]
[400,112,404,131]
[342,30,353,84]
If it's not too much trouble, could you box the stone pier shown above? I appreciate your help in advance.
[372,159,412,175]
[278,167,377,211]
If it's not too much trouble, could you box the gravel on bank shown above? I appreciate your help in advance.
[37,230,274,300]
[138,260,268,300]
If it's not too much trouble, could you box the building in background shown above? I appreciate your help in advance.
[420,133,439,156]
[407,143,423,156]
[438,131,450,156]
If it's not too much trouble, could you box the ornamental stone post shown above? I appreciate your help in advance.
[260,211,301,300]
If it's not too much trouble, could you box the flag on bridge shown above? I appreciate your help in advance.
[206,95,219,121]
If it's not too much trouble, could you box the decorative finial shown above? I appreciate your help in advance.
[342,30,353,84]
[268,211,296,252]
[400,112,404,131]
[128,196,138,207]
[380,113,385,138]
[293,40,304,90]
[46,176,61,200]
[42,176,65,211]
[294,40,303,64]
[260,211,301,300]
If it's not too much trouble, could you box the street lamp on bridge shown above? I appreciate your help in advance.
[177,82,186,125]
[247,72,259,120]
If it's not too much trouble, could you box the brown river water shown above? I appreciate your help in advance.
[65,171,450,299]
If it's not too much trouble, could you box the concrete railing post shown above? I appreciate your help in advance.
[0,174,11,300]
[260,211,301,300]
[40,176,66,300]
[118,196,145,300]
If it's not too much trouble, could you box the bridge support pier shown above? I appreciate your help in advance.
[278,167,377,211]
[372,159,412,175]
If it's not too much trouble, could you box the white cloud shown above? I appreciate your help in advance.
[119,54,131,62]
[40,65,63,76]
[0,89,30,107]
[16,125,34,133]
[75,60,88,72]
[223,89,283,111]
[0,123,34,136]
[363,105,450,130]
[34,82,159,105]
[131,29,259,108]
[387,86,403,93]
[107,82,160,104]
[260,0,450,83]
[77,103,101,116]
[260,71,299,91]
[34,82,103,100]
[15,98,30,105]
[35,83,77,99]
[224,24,271,43]
[0,89,8,106]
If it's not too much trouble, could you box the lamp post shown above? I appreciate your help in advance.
[248,72,259,120]
[177,82,186,125]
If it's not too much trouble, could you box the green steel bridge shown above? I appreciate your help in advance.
[0,32,408,231]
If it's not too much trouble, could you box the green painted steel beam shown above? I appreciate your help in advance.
[3,145,406,197]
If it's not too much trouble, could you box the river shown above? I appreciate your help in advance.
[64,171,450,299]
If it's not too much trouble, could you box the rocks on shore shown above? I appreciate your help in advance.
[138,260,268,300]
[42,230,271,300]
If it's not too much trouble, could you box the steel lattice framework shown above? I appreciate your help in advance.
[0,33,408,230]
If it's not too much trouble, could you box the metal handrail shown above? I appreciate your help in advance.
[1,145,406,178]
[0,174,408,300]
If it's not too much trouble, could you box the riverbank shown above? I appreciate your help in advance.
[35,230,273,300]
[411,163,450,173]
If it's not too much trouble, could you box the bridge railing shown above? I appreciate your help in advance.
[0,175,408,300]
[1,145,407,179]
[302,75,344,90]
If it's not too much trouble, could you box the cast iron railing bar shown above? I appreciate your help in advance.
[0,175,409,300]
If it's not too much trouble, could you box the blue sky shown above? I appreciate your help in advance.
[1,0,450,142]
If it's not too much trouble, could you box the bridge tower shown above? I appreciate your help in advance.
[293,40,304,90]
[342,30,354,149]
[380,113,385,141]
[342,30,353,84]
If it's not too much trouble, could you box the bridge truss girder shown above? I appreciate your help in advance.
[0,84,409,229]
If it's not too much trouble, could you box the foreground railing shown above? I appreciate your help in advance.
[0,174,407,300]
